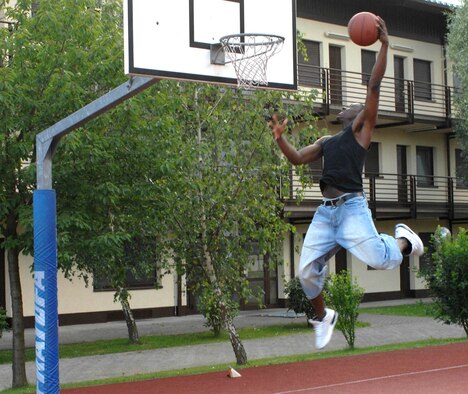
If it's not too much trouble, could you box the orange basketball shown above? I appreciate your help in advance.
[347,12,379,46]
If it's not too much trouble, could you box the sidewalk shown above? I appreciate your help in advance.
[0,299,466,390]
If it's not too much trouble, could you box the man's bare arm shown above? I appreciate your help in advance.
[353,16,389,148]
[269,115,326,165]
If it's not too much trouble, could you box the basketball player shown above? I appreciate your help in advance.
[268,17,423,349]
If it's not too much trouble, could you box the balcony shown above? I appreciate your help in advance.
[281,170,468,223]
[298,64,454,130]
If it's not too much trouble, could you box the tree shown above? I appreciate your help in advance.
[418,227,468,336]
[52,94,176,344]
[0,0,124,387]
[152,82,319,364]
[447,1,468,152]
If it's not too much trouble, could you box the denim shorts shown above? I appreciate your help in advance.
[298,195,402,299]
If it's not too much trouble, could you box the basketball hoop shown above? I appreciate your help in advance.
[218,33,284,89]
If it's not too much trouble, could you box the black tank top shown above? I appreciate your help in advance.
[319,124,367,193]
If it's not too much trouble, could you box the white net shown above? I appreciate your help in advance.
[220,34,284,89]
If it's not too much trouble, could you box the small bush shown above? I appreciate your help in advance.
[284,276,315,321]
[418,227,468,336]
[323,270,364,349]
[197,287,239,337]
[0,308,10,339]
[198,288,225,336]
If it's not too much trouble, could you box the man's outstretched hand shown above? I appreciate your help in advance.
[268,114,289,141]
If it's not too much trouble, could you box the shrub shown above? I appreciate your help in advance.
[0,308,10,339]
[197,287,239,337]
[418,227,468,336]
[284,276,315,321]
[323,270,364,349]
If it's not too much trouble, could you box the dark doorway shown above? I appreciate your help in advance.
[335,248,347,273]
[397,145,408,203]
[399,255,411,297]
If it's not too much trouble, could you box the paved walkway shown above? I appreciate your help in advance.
[0,299,466,391]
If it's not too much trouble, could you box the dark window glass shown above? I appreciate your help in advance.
[416,146,434,187]
[414,59,432,100]
[455,149,468,188]
[361,50,376,85]
[298,40,321,87]
[365,142,379,177]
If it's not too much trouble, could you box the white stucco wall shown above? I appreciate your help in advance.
[5,253,178,318]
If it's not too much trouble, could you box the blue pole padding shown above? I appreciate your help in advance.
[33,190,60,394]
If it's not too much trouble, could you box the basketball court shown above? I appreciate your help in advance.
[63,342,468,393]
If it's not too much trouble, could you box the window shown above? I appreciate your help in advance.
[413,59,432,100]
[416,146,434,187]
[455,149,468,188]
[94,268,159,291]
[93,236,161,291]
[298,40,321,87]
[361,50,376,85]
[394,56,406,112]
[365,142,379,177]
[329,45,343,105]
[246,242,277,305]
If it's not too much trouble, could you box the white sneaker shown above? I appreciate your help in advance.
[308,308,338,350]
[395,224,424,256]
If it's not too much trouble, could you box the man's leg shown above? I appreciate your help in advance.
[299,205,340,349]
[308,293,338,349]
[299,250,340,350]
[336,197,403,269]
[311,293,325,320]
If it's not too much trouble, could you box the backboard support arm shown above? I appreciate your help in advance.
[36,76,158,189]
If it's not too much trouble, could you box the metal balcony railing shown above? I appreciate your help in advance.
[298,65,454,123]
[282,170,468,221]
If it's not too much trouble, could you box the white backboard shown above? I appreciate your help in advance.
[124,0,297,91]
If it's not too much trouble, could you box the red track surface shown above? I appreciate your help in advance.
[65,342,468,393]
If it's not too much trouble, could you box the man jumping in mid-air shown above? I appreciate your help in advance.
[269,16,423,349]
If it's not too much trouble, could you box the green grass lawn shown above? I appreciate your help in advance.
[0,322,361,365]
[358,301,436,317]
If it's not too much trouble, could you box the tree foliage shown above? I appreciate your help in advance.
[147,82,319,363]
[323,270,364,349]
[52,97,176,342]
[0,0,126,386]
[418,227,468,336]
[447,1,468,150]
